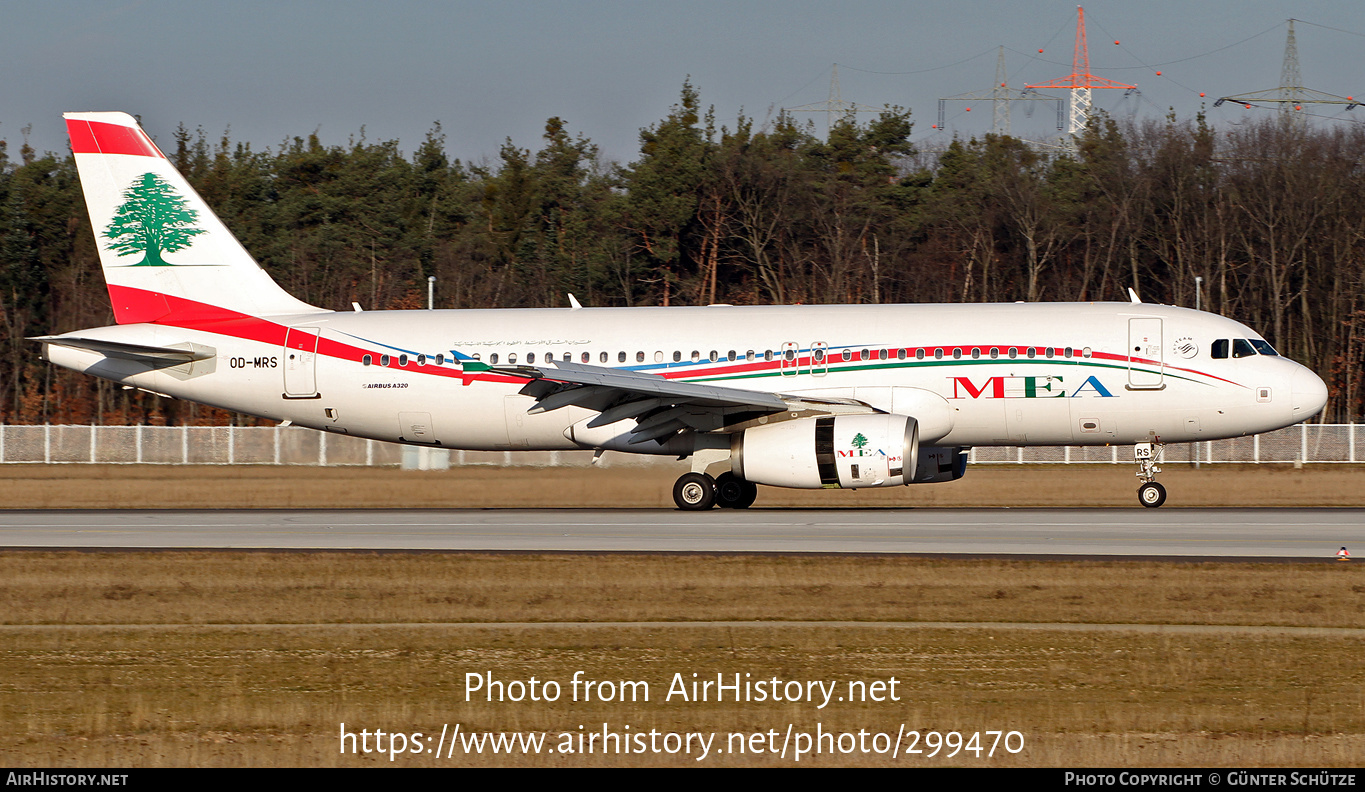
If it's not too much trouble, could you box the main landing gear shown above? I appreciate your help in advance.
[1134,441,1166,508]
[672,471,758,510]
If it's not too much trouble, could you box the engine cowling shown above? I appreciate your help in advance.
[912,446,968,483]
[733,414,918,489]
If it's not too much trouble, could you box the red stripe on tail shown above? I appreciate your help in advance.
[66,119,165,158]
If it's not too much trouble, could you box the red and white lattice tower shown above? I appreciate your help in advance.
[1026,7,1137,138]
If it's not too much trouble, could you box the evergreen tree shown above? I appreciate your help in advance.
[103,173,205,266]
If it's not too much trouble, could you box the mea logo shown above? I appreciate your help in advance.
[104,172,207,266]
[949,375,1114,399]
[837,432,903,462]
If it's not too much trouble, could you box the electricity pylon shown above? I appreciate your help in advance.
[788,64,881,136]
[1026,7,1138,141]
[939,46,1064,135]
[1214,19,1359,121]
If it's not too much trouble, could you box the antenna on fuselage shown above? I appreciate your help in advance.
[1127,287,1142,304]
[568,293,583,310]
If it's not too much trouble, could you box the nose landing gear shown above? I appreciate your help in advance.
[1135,441,1166,508]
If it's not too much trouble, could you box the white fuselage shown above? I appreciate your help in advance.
[44,301,1325,454]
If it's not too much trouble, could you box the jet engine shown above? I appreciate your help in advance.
[911,446,968,483]
[732,414,918,489]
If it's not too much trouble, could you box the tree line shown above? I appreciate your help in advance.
[2,81,1364,424]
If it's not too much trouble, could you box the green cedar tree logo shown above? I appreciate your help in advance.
[851,433,869,450]
[103,172,206,266]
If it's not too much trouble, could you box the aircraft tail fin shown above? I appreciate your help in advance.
[64,112,323,324]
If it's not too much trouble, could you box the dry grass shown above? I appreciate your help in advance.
[2,552,1363,767]
[2,552,1363,628]
[0,462,1362,508]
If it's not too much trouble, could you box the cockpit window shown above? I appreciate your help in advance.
[1211,339,1229,359]
[1232,339,1256,358]
[1250,339,1278,356]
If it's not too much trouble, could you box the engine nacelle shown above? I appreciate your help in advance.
[912,446,968,483]
[733,414,918,489]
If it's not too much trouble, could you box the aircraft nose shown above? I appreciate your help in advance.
[1291,366,1328,421]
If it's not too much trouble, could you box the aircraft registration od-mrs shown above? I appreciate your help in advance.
[40,112,1328,509]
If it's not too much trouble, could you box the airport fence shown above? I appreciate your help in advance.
[0,422,1354,469]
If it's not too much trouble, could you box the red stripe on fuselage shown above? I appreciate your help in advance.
[104,285,475,383]
[102,285,1247,390]
[66,119,165,158]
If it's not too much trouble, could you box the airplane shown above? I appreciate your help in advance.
[40,112,1329,510]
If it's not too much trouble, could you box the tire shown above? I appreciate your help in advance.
[673,472,717,510]
[715,473,758,509]
[1138,481,1167,508]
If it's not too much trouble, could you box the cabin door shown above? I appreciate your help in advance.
[283,327,320,398]
[1127,318,1164,389]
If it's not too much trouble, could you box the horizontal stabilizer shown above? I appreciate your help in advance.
[33,335,216,365]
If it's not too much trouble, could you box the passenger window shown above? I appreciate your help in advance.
[952,348,962,360]
[1233,339,1256,358]
[655,351,664,363]
[490,353,498,365]
[710,350,719,362]
[673,351,682,363]
[916,348,925,360]
[362,354,372,366]
[1082,347,1092,358]
[1211,339,1229,359]
[582,352,590,363]
[691,350,701,362]
[508,353,517,364]
[636,351,645,363]
[399,354,409,367]
[436,354,445,366]
[783,349,795,362]
[526,353,535,364]
[764,350,773,362]
[600,352,608,363]
[1007,347,1017,359]
[381,354,391,367]
[727,350,736,362]
[934,348,944,360]
[971,348,980,359]
[417,354,426,366]
[860,349,870,361]
[990,348,999,359]
[1064,347,1073,358]
[1026,348,1035,359]
[618,351,627,363]
[897,348,907,360]
[842,349,852,362]
[1045,348,1053,359]
[746,350,756,361]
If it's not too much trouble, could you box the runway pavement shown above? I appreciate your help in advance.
[0,508,1360,558]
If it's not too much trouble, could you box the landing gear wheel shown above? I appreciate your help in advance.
[715,472,758,509]
[1138,481,1167,508]
[673,472,717,510]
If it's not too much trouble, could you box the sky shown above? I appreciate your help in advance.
[5,1,1365,167]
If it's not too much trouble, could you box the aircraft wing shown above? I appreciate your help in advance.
[490,359,872,444]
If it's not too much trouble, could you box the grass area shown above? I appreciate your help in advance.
[2,552,1363,767]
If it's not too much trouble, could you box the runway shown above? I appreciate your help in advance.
[0,508,1360,558]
